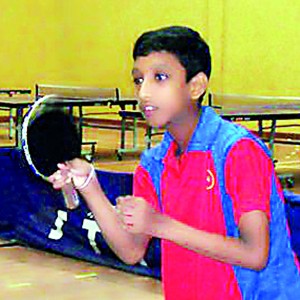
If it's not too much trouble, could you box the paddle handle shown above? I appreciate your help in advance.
[62,183,80,210]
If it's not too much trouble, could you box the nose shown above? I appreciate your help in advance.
[137,79,152,102]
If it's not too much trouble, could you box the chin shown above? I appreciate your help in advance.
[147,119,167,129]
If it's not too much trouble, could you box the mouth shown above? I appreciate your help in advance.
[142,105,159,118]
[144,105,157,111]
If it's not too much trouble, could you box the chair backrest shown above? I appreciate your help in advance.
[0,89,32,114]
[35,84,120,102]
[0,89,31,100]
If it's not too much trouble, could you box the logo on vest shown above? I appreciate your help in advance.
[206,170,215,190]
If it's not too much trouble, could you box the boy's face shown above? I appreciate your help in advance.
[132,51,197,128]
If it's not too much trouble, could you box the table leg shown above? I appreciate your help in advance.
[9,108,14,139]
[146,126,152,149]
[120,116,126,150]
[133,116,137,149]
[78,106,83,151]
[269,120,277,160]
[15,107,23,148]
[258,120,263,136]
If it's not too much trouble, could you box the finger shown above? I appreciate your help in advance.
[67,158,82,167]
[118,195,133,201]
[49,169,65,182]
[115,205,121,215]
[121,222,129,231]
[123,223,134,232]
[117,212,129,230]
[124,195,135,201]
[67,159,91,174]
[66,176,72,184]
[70,168,86,176]
[116,196,128,207]
[116,205,132,217]
[48,174,56,183]
[116,200,124,211]
[117,212,134,230]
[57,163,69,171]
[119,202,135,214]
[59,170,73,182]
[123,205,136,214]
[52,180,66,189]
[52,173,72,189]
[48,170,63,182]
[123,215,133,226]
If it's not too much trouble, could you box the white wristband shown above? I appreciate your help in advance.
[75,165,95,191]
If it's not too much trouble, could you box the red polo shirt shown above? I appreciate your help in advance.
[134,138,272,300]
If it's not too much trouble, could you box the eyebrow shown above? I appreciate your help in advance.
[131,64,172,75]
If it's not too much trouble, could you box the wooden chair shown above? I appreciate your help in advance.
[0,89,31,139]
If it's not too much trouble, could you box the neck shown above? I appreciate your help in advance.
[168,105,202,154]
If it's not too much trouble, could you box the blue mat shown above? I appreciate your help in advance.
[0,148,160,278]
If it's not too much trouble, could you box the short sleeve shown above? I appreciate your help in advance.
[133,165,159,211]
[225,138,273,224]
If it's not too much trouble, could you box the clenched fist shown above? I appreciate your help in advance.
[116,195,161,235]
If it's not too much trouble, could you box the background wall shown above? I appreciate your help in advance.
[219,0,300,96]
[0,0,299,98]
[0,1,65,87]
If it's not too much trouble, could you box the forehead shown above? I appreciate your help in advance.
[132,51,185,74]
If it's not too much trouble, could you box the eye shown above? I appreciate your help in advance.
[133,77,143,85]
[155,73,169,82]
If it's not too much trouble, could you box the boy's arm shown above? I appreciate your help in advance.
[148,208,269,270]
[80,178,151,264]
[49,159,150,265]
[121,139,272,270]
[120,196,269,270]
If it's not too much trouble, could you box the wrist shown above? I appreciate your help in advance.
[74,165,96,191]
[148,211,172,238]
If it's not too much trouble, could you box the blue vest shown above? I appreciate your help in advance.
[140,106,300,299]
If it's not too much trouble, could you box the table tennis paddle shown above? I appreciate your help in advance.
[21,95,82,209]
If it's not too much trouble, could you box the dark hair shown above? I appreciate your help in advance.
[133,26,211,82]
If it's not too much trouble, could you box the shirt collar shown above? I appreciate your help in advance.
[153,106,222,160]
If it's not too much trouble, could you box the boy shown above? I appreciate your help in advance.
[50,26,300,299]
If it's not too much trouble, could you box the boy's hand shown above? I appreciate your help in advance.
[116,196,161,235]
[48,158,93,190]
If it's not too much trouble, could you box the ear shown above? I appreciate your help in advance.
[188,72,208,101]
